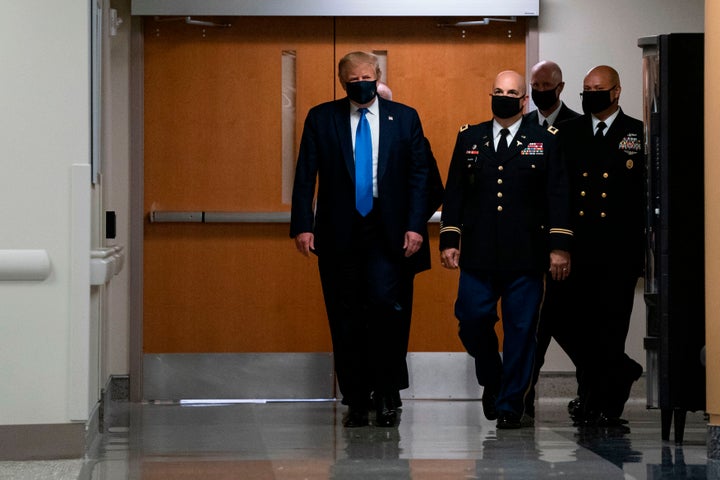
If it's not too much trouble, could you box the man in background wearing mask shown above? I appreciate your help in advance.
[551,65,644,427]
[526,60,581,127]
[291,52,432,428]
[440,70,572,429]
[525,60,582,420]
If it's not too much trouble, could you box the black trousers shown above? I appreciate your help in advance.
[528,276,585,413]
[317,210,414,408]
[560,263,641,417]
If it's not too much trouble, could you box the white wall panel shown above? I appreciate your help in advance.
[0,1,91,424]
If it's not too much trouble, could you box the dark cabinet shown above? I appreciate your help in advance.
[639,33,706,444]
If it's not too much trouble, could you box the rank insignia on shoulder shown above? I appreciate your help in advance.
[460,124,469,132]
[547,126,558,135]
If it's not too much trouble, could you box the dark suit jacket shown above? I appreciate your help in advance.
[440,116,572,272]
[525,102,581,126]
[555,109,645,275]
[290,97,433,273]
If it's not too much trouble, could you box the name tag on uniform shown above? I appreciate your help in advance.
[521,142,544,155]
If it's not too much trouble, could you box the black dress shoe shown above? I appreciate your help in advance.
[496,412,522,429]
[568,396,586,422]
[343,407,369,428]
[595,413,628,427]
[482,389,498,421]
[374,395,398,427]
[391,390,403,410]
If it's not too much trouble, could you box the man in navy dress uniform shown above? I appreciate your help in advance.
[551,65,645,426]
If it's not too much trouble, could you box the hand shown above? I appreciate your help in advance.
[549,249,571,281]
[294,232,315,256]
[403,231,423,257]
[440,248,460,269]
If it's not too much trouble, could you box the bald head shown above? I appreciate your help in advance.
[377,81,393,100]
[584,65,620,90]
[530,60,563,88]
[493,70,526,97]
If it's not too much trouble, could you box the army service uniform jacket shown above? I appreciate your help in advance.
[440,117,573,272]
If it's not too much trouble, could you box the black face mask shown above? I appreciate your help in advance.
[531,86,560,111]
[581,88,615,114]
[346,80,377,105]
[491,95,524,119]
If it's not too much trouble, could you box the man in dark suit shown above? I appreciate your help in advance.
[553,65,644,426]
[290,52,434,428]
[524,60,582,419]
[440,70,573,429]
[375,82,445,408]
[525,60,581,127]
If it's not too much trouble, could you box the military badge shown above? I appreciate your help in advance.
[521,143,544,155]
[626,159,634,169]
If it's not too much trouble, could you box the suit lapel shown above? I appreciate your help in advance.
[604,109,628,144]
[333,99,355,181]
[377,99,394,184]
[478,122,495,162]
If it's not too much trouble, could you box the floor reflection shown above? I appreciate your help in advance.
[82,398,712,480]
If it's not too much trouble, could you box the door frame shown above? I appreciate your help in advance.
[128,14,540,402]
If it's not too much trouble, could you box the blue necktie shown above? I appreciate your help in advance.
[355,108,373,216]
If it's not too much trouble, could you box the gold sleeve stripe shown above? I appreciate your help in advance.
[440,226,462,235]
[549,228,574,236]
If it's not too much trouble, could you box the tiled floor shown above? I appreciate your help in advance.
[72,395,715,480]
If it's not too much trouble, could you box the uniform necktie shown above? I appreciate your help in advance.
[355,108,373,216]
[542,119,549,128]
[595,121,607,138]
[497,128,510,158]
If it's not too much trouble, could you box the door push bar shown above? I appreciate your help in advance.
[149,210,442,223]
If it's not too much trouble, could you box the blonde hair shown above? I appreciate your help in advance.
[338,51,382,82]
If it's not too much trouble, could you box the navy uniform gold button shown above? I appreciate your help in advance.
[579,210,585,216]
[497,192,503,198]
[601,212,607,218]
[601,192,607,198]
[497,179,503,185]
[498,166,504,171]
[580,191,586,197]
[603,172,609,179]
[497,206,503,212]
[583,172,588,177]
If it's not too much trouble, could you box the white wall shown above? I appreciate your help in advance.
[0,2,91,424]
[536,0,705,371]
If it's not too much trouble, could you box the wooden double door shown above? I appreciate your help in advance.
[143,16,525,399]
